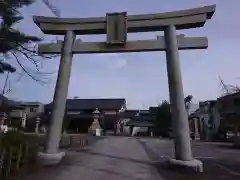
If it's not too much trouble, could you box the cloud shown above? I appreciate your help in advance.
[95,53,127,71]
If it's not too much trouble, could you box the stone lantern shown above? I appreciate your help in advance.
[0,113,8,134]
[91,108,102,136]
[0,113,7,125]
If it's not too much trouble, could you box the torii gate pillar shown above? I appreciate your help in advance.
[164,25,202,171]
[165,25,193,160]
[34,5,216,172]
[38,31,76,164]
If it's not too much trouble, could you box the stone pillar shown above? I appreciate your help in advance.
[164,25,202,171]
[38,31,76,165]
[194,118,200,140]
[150,128,153,137]
[0,113,8,134]
[21,113,27,128]
[130,126,133,136]
[35,116,41,134]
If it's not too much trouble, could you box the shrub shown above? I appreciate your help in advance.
[154,101,172,137]
[0,131,38,179]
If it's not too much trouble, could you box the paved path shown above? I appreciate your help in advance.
[21,137,240,180]
[23,137,162,180]
[138,138,240,180]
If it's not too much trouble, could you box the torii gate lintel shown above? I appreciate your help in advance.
[35,5,216,172]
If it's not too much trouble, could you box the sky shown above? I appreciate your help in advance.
[0,0,239,109]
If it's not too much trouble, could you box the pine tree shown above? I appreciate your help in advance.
[0,0,40,53]
[0,0,53,83]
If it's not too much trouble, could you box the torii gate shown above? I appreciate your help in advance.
[34,5,216,171]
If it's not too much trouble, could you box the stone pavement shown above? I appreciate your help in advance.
[22,136,162,180]
[20,137,240,180]
[138,138,240,180]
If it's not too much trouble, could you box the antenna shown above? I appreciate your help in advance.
[219,76,229,95]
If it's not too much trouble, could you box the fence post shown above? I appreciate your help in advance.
[0,148,5,178]
[5,147,13,179]
[16,144,23,170]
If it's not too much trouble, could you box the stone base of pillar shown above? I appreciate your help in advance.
[96,128,103,136]
[156,157,203,172]
[37,151,66,166]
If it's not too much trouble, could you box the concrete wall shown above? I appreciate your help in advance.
[132,127,148,136]
[122,126,130,134]
[103,111,117,115]
[212,105,220,133]
[24,133,89,148]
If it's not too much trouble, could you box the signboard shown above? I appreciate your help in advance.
[106,12,127,45]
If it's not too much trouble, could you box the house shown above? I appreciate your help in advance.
[8,101,44,130]
[188,100,220,141]
[118,110,139,134]
[0,95,44,130]
[120,110,139,123]
[217,92,240,133]
[199,100,220,134]
[124,110,155,136]
[9,102,44,118]
[44,98,126,133]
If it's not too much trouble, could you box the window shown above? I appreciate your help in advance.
[30,107,35,112]
[234,98,240,106]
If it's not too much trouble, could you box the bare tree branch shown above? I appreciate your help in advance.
[1,0,60,84]
[10,50,52,84]
[219,76,240,96]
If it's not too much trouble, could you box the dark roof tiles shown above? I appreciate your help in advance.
[46,98,126,110]
[120,110,139,118]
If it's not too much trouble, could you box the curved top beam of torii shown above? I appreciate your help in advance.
[33,4,216,35]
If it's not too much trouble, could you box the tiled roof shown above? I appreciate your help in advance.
[126,121,155,127]
[119,110,139,118]
[218,91,240,100]
[149,107,159,114]
[132,114,154,122]
[0,95,24,109]
[45,98,126,111]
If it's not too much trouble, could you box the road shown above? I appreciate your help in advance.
[21,136,240,180]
